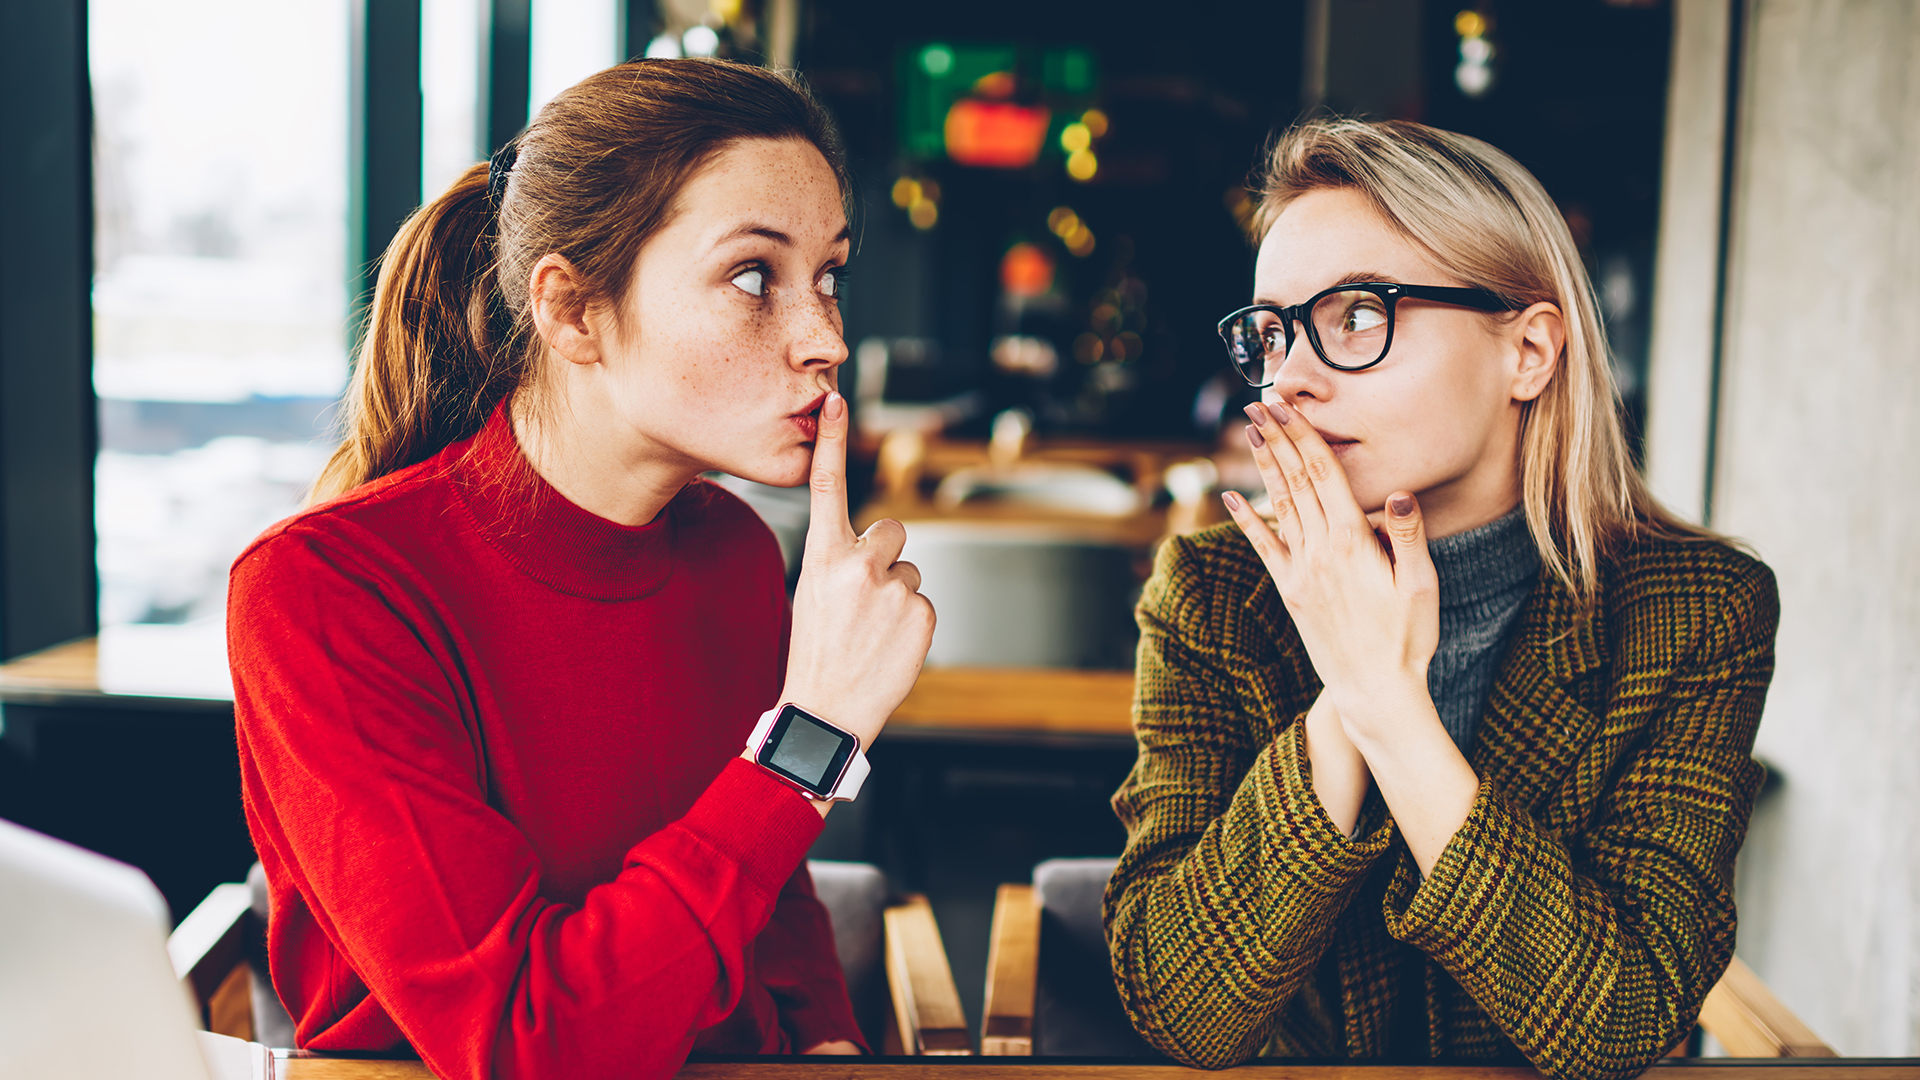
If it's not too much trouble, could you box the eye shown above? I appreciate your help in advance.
[818,265,848,300]
[1340,300,1388,334]
[731,267,766,297]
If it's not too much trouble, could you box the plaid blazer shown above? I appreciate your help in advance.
[1104,521,1777,1080]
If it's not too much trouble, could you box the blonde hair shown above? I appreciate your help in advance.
[1252,118,1705,600]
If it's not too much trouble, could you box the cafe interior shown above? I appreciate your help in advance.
[2,0,1917,1076]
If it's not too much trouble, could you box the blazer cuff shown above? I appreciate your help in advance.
[1271,717,1394,891]
[1380,778,1539,958]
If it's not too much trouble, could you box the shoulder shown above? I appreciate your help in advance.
[1142,521,1281,643]
[230,457,455,594]
[1601,531,1780,661]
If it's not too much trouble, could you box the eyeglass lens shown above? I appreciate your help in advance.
[1228,289,1394,379]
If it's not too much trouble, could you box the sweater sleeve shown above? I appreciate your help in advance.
[1105,535,1394,1069]
[1380,561,1778,1080]
[752,862,868,1053]
[230,527,824,1080]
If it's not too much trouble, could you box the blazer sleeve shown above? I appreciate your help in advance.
[1380,558,1779,1080]
[1105,534,1396,1068]
[230,527,824,1080]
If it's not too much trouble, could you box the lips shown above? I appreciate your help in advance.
[1305,420,1358,455]
[790,393,827,440]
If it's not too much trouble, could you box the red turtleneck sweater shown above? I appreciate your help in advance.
[228,405,862,1080]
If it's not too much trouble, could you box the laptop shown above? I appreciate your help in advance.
[0,816,268,1080]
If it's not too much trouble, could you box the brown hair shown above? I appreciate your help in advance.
[1251,118,1709,600]
[312,58,849,502]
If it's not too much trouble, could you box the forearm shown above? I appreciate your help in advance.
[1109,723,1390,1067]
[1379,779,1745,1080]
[1339,676,1478,877]
[1302,691,1370,839]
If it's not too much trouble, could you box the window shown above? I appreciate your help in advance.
[91,0,352,629]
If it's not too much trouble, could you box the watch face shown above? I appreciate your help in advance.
[757,705,856,796]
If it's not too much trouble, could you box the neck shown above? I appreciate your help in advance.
[510,385,700,528]
[1418,406,1525,539]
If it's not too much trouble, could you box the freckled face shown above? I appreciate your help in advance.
[595,137,850,487]
[1254,188,1521,524]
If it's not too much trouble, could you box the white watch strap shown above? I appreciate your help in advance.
[831,748,870,802]
[746,706,870,802]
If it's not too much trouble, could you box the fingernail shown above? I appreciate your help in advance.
[1245,423,1265,448]
[1268,400,1292,425]
[1390,494,1415,517]
[1243,403,1269,426]
[1222,491,1245,512]
[823,392,845,420]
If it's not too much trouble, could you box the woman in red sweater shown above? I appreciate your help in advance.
[227,59,934,1079]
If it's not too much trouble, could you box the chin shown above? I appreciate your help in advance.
[722,452,812,489]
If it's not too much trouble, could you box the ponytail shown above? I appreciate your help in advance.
[310,58,847,504]
[312,163,523,502]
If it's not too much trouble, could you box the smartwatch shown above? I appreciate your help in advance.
[745,704,870,802]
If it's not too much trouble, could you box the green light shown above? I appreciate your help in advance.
[920,44,954,77]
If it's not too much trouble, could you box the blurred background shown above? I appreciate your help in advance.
[2,0,1916,1059]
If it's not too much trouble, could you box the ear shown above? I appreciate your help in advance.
[1507,301,1564,403]
[527,253,603,367]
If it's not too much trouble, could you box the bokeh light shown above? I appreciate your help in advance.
[1060,122,1092,153]
[920,44,954,76]
[681,25,719,57]
[1080,108,1109,138]
[1000,242,1056,297]
[1066,148,1098,182]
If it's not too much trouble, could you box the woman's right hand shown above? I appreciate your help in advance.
[779,392,935,748]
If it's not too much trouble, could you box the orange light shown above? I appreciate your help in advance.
[973,70,1017,99]
[945,100,1051,168]
[1000,242,1055,297]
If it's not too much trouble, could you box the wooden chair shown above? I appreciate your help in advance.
[981,857,1836,1059]
[169,859,973,1055]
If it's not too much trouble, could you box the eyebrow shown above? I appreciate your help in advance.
[714,222,853,248]
[1253,269,1395,306]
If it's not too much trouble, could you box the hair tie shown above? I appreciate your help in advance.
[487,141,519,209]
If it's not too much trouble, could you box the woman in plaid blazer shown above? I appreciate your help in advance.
[1104,119,1776,1080]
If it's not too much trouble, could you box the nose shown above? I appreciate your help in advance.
[787,292,848,375]
[1267,322,1332,404]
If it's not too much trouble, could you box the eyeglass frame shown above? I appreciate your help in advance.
[1217,281,1518,385]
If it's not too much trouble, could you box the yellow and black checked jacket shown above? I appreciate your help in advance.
[1104,522,1777,1080]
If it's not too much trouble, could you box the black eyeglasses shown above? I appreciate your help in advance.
[1217,281,1516,385]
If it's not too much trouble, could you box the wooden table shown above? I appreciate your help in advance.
[883,667,1135,747]
[0,638,1140,746]
[270,1054,1920,1079]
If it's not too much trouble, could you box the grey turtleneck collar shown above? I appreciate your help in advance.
[1425,505,1541,754]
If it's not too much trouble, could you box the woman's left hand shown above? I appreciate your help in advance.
[801,1040,863,1055]
[1221,400,1440,732]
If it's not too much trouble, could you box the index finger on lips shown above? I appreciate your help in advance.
[1265,398,1367,528]
[805,392,857,553]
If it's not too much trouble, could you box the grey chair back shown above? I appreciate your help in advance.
[1032,856,1153,1057]
[805,859,890,1046]
[244,858,895,1051]
[245,862,296,1048]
